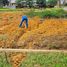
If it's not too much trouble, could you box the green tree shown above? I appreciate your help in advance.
[36,0,46,8]
[26,0,33,8]
[16,0,27,8]
[0,0,9,7]
[47,0,57,7]
[16,0,23,4]
[16,0,34,8]
[3,0,9,6]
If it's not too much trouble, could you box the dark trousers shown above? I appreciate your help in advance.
[19,18,28,28]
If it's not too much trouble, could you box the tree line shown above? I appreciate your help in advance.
[16,0,67,8]
[16,0,57,8]
[0,0,9,7]
[0,0,67,8]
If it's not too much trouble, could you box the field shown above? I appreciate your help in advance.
[0,11,67,67]
[0,12,67,49]
[0,52,67,67]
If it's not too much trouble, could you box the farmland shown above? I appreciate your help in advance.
[0,10,67,67]
[0,0,67,66]
[0,12,67,49]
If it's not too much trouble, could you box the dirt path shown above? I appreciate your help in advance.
[0,49,67,53]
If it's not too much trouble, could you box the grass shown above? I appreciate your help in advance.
[0,8,33,12]
[20,52,67,67]
[0,52,12,67]
[0,52,67,67]
[0,8,24,12]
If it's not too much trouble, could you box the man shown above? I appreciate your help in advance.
[19,16,28,28]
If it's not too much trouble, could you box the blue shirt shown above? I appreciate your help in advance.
[22,16,28,20]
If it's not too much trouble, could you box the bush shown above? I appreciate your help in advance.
[26,8,67,18]
[41,8,65,18]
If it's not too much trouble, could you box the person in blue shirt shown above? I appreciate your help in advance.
[19,16,28,28]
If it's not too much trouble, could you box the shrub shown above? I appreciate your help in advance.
[42,8,65,18]
[26,8,67,18]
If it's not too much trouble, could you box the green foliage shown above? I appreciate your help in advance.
[16,0,25,7]
[16,0,23,4]
[20,52,67,67]
[16,0,33,8]
[3,0,9,6]
[16,0,46,8]
[26,0,33,8]
[41,8,65,18]
[0,0,9,6]
[37,0,46,7]
[46,0,57,7]
[26,8,67,18]
[0,52,12,67]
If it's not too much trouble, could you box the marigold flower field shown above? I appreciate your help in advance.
[0,12,67,49]
[0,12,67,67]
